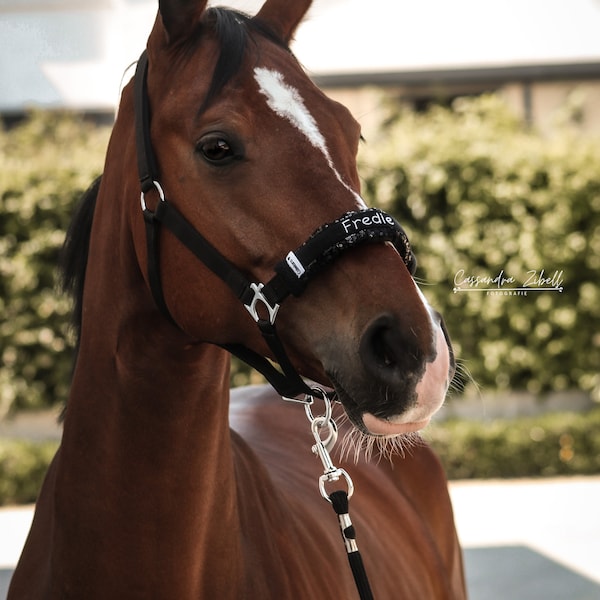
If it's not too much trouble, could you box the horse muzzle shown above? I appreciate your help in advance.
[330,310,455,438]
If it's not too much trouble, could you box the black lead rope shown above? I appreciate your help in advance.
[330,491,374,600]
[307,391,375,600]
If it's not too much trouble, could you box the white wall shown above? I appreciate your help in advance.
[0,0,156,112]
[2,0,600,113]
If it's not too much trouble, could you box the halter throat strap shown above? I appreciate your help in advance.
[133,51,415,399]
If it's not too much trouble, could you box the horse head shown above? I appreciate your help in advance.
[126,0,454,437]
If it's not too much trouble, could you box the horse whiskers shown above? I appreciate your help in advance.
[335,411,424,465]
[411,276,434,287]
[448,359,479,397]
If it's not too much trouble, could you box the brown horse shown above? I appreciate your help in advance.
[8,1,466,598]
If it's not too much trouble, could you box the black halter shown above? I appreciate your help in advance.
[134,50,416,400]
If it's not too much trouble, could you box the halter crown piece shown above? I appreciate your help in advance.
[134,51,416,400]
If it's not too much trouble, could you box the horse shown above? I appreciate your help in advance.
[8,1,466,598]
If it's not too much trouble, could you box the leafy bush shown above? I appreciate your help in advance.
[0,439,59,505]
[2,408,599,505]
[2,100,600,414]
[0,112,110,414]
[362,95,600,398]
[426,407,600,479]
[0,113,267,414]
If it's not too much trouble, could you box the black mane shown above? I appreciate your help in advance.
[60,175,100,343]
[59,8,290,346]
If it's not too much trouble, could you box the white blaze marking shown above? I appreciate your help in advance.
[254,67,366,209]
[415,282,443,352]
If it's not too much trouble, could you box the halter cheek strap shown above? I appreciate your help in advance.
[134,51,416,400]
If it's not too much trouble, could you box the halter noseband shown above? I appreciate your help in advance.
[134,51,416,400]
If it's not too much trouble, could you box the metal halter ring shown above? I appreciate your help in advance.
[140,180,166,212]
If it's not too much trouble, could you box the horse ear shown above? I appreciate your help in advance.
[158,0,209,43]
[254,0,312,43]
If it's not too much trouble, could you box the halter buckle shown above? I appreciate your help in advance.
[244,282,280,325]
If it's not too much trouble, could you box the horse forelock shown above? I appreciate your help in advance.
[168,7,292,116]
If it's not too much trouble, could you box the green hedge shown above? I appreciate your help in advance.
[362,95,600,397]
[2,100,600,413]
[426,407,600,479]
[1,408,599,505]
[0,113,110,414]
[0,113,265,413]
[0,439,59,505]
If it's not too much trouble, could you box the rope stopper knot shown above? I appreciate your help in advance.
[330,490,359,552]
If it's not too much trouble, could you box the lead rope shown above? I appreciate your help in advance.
[297,389,375,600]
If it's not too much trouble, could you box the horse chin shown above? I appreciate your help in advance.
[329,374,446,439]
[361,413,433,437]
[347,325,452,438]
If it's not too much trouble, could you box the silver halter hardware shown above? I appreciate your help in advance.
[302,387,354,502]
[244,282,280,325]
[140,180,166,212]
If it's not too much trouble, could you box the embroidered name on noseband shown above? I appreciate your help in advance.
[134,50,416,399]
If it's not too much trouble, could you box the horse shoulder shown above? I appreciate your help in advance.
[8,450,61,599]
[372,442,467,597]
[229,386,466,599]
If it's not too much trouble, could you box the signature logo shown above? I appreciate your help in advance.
[453,269,564,296]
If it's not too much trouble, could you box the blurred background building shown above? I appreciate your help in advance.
[2,0,600,133]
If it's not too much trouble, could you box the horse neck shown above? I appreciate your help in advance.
[53,109,245,595]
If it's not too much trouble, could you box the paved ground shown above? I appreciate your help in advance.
[449,477,600,599]
[1,476,599,599]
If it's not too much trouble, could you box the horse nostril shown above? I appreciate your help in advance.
[372,327,397,369]
[360,314,409,379]
[357,314,429,417]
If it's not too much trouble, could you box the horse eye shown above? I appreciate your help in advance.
[197,136,235,164]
